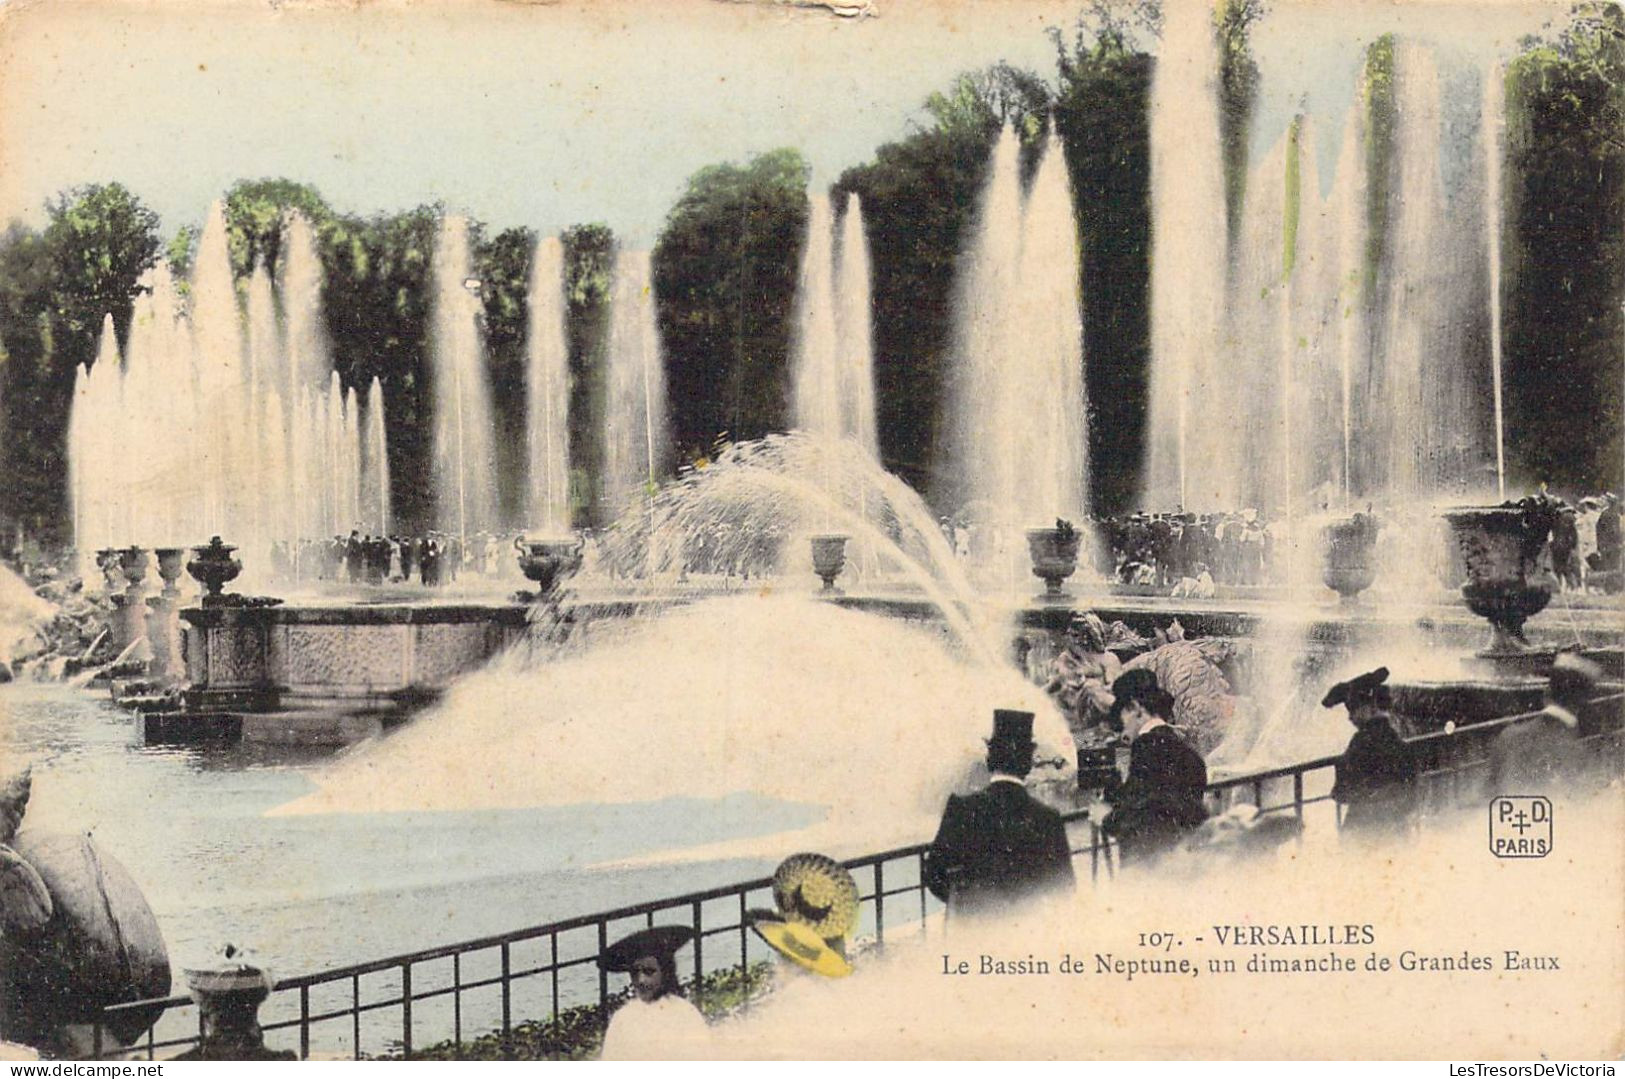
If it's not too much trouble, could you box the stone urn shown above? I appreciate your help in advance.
[186,537,243,604]
[95,548,124,592]
[514,535,584,599]
[1320,513,1379,604]
[1026,522,1082,600]
[118,547,149,590]
[153,547,187,598]
[809,534,849,593]
[1443,503,1559,654]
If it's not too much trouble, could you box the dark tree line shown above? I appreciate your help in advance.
[2,2,1619,551]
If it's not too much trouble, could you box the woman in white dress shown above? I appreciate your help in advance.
[597,925,710,1060]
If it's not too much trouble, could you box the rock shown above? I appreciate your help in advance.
[0,830,170,1048]
[0,846,52,934]
[0,769,29,844]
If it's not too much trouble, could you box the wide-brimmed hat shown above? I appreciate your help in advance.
[1321,667,1390,709]
[746,911,852,978]
[598,925,695,973]
[771,853,860,940]
[987,709,1036,748]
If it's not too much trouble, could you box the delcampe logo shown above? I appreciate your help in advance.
[1489,796,1552,858]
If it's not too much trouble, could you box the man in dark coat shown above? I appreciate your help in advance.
[1101,669,1208,866]
[1487,653,1600,796]
[924,710,1075,916]
[1326,667,1418,839]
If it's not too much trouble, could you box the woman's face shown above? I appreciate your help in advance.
[629,956,664,1002]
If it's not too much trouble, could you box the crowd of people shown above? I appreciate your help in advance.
[266,531,528,588]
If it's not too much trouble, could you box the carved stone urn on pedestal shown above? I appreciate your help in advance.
[1442,503,1559,655]
[809,534,849,593]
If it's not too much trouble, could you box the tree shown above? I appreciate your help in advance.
[1051,7,1156,515]
[223,178,335,280]
[43,183,161,363]
[1504,2,1625,491]
[562,223,616,524]
[474,224,537,524]
[654,148,809,462]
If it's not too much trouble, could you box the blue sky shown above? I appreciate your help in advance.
[0,0,1559,247]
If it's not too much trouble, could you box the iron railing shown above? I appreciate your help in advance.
[93,692,1621,1060]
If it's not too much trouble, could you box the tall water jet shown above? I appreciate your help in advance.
[190,201,248,541]
[1145,0,1228,510]
[343,384,362,532]
[364,378,391,535]
[791,193,841,441]
[944,126,1022,537]
[603,249,668,522]
[525,236,571,532]
[1482,62,1507,501]
[1330,106,1368,506]
[944,126,1088,572]
[429,214,499,541]
[283,213,329,400]
[834,193,877,458]
[1014,126,1088,524]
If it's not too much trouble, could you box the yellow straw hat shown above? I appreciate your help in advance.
[770,853,859,940]
[747,912,852,978]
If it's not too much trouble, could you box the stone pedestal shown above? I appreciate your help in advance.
[178,963,293,1061]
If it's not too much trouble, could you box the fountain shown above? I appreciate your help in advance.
[943,126,1087,564]
[429,214,499,542]
[67,205,383,573]
[1144,0,1227,511]
[835,193,878,458]
[603,249,668,526]
[526,235,571,532]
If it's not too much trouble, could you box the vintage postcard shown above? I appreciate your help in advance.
[0,0,1620,1063]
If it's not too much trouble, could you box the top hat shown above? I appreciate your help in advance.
[598,925,695,973]
[988,709,1035,747]
[1320,667,1390,709]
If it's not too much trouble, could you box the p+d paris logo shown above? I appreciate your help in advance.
[1489,796,1552,858]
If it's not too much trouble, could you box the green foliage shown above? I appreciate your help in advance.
[654,147,809,466]
[43,183,160,352]
[1217,0,1266,249]
[0,184,160,542]
[167,225,199,284]
[1362,34,1397,299]
[385,962,773,1061]
[1503,1,1625,491]
[923,63,1054,147]
[474,224,537,524]
[1051,7,1156,514]
[1282,113,1302,276]
[222,178,335,279]
[561,223,617,525]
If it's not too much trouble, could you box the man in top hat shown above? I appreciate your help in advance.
[1100,669,1208,866]
[924,710,1075,915]
[1326,667,1418,839]
[1487,653,1602,795]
